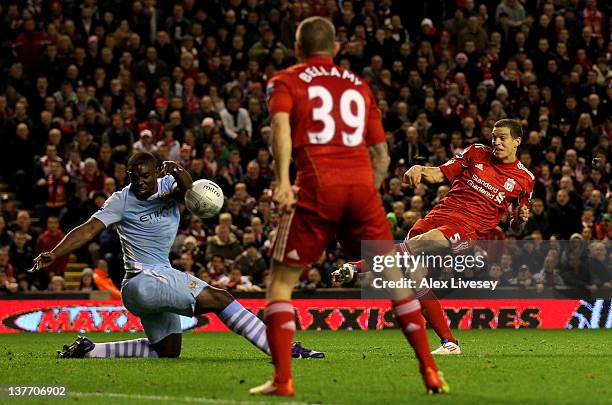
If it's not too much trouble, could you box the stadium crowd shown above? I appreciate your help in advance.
[0,0,610,295]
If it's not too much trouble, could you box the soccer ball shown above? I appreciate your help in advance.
[185,179,224,218]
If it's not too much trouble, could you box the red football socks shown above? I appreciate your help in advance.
[418,289,457,344]
[392,297,438,373]
[264,301,295,384]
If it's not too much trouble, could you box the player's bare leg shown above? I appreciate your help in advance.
[249,260,302,396]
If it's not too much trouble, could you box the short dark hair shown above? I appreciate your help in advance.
[296,17,335,58]
[127,152,158,172]
[494,119,523,139]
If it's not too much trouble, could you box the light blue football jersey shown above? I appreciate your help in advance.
[93,175,179,269]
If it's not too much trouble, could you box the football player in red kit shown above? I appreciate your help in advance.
[334,119,535,354]
[250,17,447,396]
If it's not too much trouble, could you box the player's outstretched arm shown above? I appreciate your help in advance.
[29,217,105,272]
[161,161,193,194]
[403,165,445,187]
[368,142,390,189]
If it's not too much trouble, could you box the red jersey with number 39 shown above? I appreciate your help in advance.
[435,143,536,233]
[267,56,385,187]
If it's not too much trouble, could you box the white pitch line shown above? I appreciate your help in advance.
[71,391,321,405]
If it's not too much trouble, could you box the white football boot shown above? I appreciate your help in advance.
[431,340,461,355]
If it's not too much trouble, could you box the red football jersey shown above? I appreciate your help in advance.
[434,143,535,233]
[267,56,385,187]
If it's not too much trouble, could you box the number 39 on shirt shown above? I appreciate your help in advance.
[307,86,365,147]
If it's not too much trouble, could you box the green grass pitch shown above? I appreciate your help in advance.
[1,330,610,404]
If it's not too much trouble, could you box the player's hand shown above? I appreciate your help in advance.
[273,181,296,214]
[516,205,530,224]
[29,252,57,273]
[403,165,423,187]
[160,161,182,176]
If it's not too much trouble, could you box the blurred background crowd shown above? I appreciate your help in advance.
[0,0,610,295]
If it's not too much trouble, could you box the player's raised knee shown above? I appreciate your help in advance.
[209,287,234,307]
[195,286,234,312]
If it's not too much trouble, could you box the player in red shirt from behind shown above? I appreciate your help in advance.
[250,17,447,396]
[334,119,535,354]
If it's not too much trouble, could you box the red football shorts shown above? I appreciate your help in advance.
[407,213,479,253]
[270,183,393,266]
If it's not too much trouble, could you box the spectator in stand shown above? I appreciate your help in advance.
[488,264,510,287]
[241,161,269,199]
[10,210,38,249]
[235,242,267,284]
[9,231,35,278]
[92,259,121,299]
[205,224,242,262]
[177,252,205,276]
[0,248,14,280]
[222,267,261,292]
[595,213,612,240]
[548,190,582,239]
[113,164,129,189]
[299,268,328,291]
[49,275,65,292]
[0,217,14,248]
[135,46,169,91]
[524,198,550,238]
[0,270,18,293]
[6,122,36,203]
[184,216,207,247]
[36,144,63,178]
[65,149,85,181]
[102,113,134,163]
[220,96,252,140]
[174,236,204,265]
[206,254,227,281]
[36,216,69,277]
[249,216,267,247]
[16,273,36,292]
[561,248,591,290]
[80,158,105,195]
[102,177,117,198]
[508,265,533,288]
[80,268,97,292]
[156,127,181,161]
[133,129,158,154]
[138,111,165,143]
[533,253,565,291]
[97,144,115,178]
[587,242,611,292]
[219,212,242,241]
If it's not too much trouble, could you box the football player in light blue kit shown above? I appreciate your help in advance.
[32,152,322,359]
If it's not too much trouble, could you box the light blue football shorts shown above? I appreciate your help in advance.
[121,264,208,344]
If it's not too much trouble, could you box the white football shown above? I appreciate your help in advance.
[185,179,224,218]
